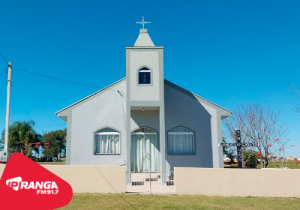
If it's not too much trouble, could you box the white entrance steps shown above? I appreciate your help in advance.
[127,172,174,193]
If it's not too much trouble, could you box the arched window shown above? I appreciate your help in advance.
[168,127,195,154]
[138,67,151,84]
[132,127,156,134]
[95,128,120,154]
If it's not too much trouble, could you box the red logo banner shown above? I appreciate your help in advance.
[0,153,73,209]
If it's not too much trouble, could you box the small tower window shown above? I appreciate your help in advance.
[138,67,151,84]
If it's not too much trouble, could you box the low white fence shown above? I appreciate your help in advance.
[175,167,300,197]
[2,164,299,197]
[0,165,126,193]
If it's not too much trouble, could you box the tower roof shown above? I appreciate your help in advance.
[134,29,155,47]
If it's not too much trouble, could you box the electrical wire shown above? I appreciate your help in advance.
[13,67,101,89]
[0,52,101,89]
[0,53,8,65]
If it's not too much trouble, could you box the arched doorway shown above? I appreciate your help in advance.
[131,127,159,172]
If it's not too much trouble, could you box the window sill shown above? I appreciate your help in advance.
[167,153,196,155]
[94,153,121,155]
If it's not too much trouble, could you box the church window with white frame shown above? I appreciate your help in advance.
[138,67,151,84]
[168,127,195,154]
[95,128,120,154]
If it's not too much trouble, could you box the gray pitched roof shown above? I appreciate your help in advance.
[56,78,232,117]
[164,79,232,115]
[55,78,126,115]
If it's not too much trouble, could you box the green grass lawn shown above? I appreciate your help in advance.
[225,161,300,169]
[257,160,300,169]
[59,193,300,210]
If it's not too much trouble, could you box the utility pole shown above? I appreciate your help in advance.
[4,62,12,153]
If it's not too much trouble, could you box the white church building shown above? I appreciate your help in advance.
[56,27,231,183]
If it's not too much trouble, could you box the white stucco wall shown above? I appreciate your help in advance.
[0,165,126,193]
[175,168,300,197]
[131,110,159,132]
[69,80,127,165]
[63,79,224,171]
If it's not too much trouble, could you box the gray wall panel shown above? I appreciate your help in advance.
[164,83,218,171]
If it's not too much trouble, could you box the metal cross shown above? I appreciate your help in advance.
[136,16,150,29]
[219,129,258,168]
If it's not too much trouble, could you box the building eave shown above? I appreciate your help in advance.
[192,92,232,116]
[126,46,164,49]
[164,79,232,117]
[56,78,232,120]
[55,78,126,116]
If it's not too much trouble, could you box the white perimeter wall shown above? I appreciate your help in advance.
[175,167,300,197]
[0,165,126,193]
[2,164,300,197]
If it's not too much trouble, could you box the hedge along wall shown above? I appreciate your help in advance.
[175,167,300,197]
[0,165,126,193]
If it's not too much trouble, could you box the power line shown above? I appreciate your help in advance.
[0,52,101,89]
[0,53,8,65]
[13,67,101,89]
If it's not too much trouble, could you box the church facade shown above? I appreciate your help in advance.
[56,29,231,183]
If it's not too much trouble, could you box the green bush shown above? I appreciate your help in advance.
[244,150,259,168]
[37,156,46,162]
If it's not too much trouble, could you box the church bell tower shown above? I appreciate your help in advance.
[125,19,166,183]
[126,28,164,101]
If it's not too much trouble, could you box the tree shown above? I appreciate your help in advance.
[222,137,229,155]
[0,120,42,157]
[222,137,236,163]
[0,139,3,150]
[42,129,66,161]
[244,150,259,168]
[223,102,289,168]
[289,84,300,113]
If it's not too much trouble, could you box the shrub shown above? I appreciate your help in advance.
[244,150,259,168]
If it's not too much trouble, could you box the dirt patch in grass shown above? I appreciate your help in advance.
[59,193,300,210]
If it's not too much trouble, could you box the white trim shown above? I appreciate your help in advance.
[95,132,120,135]
[139,70,151,72]
[56,78,125,114]
[168,132,193,135]
[192,92,232,115]
[132,132,157,135]
[95,153,121,155]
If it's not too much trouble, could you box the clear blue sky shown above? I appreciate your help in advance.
[0,0,299,156]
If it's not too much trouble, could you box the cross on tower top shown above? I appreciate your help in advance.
[136,16,150,29]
